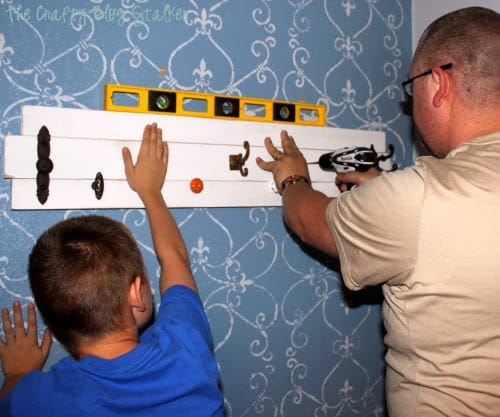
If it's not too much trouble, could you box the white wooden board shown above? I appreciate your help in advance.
[4,105,387,209]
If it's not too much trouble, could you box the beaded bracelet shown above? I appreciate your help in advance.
[281,175,310,193]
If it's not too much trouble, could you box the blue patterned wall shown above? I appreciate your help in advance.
[0,1,413,415]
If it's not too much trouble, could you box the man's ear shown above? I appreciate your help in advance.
[432,67,450,107]
[128,276,147,312]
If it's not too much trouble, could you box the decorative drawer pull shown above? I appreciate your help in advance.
[36,126,53,205]
[91,172,104,200]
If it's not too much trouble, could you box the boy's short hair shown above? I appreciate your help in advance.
[28,215,148,355]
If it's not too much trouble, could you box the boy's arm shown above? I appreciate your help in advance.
[122,123,198,296]
[0,302,52,398]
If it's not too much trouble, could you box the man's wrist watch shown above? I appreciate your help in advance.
[280,175,310,193]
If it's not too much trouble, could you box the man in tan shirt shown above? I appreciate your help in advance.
[257,7,500,416]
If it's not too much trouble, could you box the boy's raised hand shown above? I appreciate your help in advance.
[122,123,168,200]
[0,301,52,397]
[121,123,197,294]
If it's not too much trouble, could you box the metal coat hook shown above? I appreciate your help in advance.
[36,125,53,205]
[91,172,104,200]
[229,140,250,177]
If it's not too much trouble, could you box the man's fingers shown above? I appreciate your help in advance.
[335,167,381,192]
[281,130,297,153]
[255,157,274,172]
[258,131,304,172]
[264,136,281,157]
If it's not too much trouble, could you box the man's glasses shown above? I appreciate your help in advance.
[401,63,453,96]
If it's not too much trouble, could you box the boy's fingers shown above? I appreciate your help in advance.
[148,123,159,151]
[139,124,152,157]
[27,304,38,341]
[122,147,134,180]
[1,308,13,340]
[142,123,152,140]
[154,127,164,158]
[41,329,52,356]
[162,142,168,164]
[13,301,25,334]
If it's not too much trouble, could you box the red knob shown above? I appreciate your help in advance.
[190,178,204,193]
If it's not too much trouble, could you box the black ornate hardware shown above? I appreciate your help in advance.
[91,172,104,200]
[229,140,250,177]
[36,126,53,205]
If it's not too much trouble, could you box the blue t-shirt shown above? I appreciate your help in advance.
[0,285,224,417]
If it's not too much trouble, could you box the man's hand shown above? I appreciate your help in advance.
[335,167,381,192]
[256,130,338,257]
[122,123,168,202]
[0,301,52,397]
[256,130,310,194]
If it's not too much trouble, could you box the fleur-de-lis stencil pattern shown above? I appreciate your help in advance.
[0,1,413,415]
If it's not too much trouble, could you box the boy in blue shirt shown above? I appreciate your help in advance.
[0,123,224,416]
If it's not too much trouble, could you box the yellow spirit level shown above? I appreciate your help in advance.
[104,84,326,126]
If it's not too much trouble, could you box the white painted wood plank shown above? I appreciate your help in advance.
[4,105,386,209]
[5,135,338,181]
[20,106,385,151]
[10,178,339,209]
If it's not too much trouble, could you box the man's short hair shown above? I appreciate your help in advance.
[414,7,500,105]
[29,215,148,355]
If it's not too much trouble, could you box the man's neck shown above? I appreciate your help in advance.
[448,106,500,150]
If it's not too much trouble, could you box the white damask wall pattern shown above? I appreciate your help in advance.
[0,1,413,416]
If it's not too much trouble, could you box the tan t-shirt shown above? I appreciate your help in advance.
[326,132,500,417]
